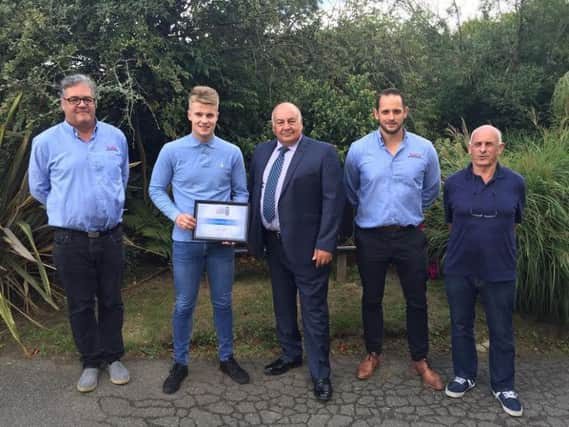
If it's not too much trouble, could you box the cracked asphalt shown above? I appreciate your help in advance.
[1,354,568,426]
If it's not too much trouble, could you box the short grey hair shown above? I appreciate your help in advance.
[469,125,503,145]
[59,74,97,98]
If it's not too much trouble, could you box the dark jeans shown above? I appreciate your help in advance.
[445,275,516,391]
[355,226,429,361]
[53,225,125,368]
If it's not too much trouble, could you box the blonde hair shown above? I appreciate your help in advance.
[188,86,219,109]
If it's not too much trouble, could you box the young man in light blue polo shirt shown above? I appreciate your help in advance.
[149,86,249,393]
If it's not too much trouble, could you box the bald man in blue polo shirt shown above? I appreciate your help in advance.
[443,125,525,417]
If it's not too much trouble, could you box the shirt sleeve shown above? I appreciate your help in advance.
[231,148,249,203]
[148,146,180,222]
[28,137,50,205]
[422,143,441,209]
[344,146,360,207]
[515,176,526,224]
[120,133,129,188]
[443,181,453,224]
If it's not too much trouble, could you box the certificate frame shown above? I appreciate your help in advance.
[193,200,249,243]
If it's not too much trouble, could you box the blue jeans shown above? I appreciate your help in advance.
[172,241,235,365]
[445,275,516,391]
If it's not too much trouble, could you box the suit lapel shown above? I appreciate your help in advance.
[280,136,308,196]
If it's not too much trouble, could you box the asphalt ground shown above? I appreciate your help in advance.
[1,353,568,426]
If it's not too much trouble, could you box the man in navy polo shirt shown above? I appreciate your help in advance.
[443,125,526,417]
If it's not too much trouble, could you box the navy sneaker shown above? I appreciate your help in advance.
[493,390,523,417]
[445,376,476,398]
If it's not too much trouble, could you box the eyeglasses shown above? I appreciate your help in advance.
[469,209,498,218]
[470,190,498,218]
[63,96,96,106]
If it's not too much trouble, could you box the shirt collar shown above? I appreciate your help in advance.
[276,134,302,153]
[466,162,504,182]
[376,129,407,147]
[62,120,99,141]
[187,133,217,148]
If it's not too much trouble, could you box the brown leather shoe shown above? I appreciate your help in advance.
[413,359,444,390]
[356,353,381,380]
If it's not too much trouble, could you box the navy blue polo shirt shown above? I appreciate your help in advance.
[443,163,525,282]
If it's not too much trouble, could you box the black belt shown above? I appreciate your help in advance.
[54,224,121,238]
[371,224,416,232]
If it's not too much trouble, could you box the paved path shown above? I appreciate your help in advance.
[1,355,568,426]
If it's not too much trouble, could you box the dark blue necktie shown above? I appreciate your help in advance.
[263,147,289,223]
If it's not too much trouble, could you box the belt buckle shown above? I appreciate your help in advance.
[87,231,101,238]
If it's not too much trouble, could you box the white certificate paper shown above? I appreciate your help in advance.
[193,201,249,242]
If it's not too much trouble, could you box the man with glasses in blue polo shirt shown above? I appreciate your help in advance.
[149,86,249,394]
[443,125,526,417]
[29,74,130,393]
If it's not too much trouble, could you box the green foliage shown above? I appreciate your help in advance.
[552,71,569,125]
[123,199,173,260]
[510,129,569,322]
[0,94,59,352]
[287,74,376,157]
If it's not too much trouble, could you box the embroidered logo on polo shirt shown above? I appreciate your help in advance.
[106,145,119,152]
[408,152,422,158]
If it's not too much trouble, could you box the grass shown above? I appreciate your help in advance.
[4,258,569,359]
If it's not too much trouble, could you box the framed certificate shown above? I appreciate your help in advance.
[193,200,249,242]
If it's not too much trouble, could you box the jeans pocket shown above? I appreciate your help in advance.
[109,229,124,245]
[53,232,71,246]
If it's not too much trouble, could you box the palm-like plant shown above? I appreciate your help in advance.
[0,94,59,353]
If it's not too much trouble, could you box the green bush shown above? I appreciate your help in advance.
[510,129,569,322]
[0,94,59,352]
[552,71,569,126]
[427,127,569,323]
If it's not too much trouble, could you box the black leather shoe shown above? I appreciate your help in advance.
[220,356,250,384]
[313,378,333,401]
[264,357,302,376]
[162,363,188,394]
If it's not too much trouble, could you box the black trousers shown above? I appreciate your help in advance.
[265,231,331,380]
[355,226,429,361]
[53,225,125,368]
